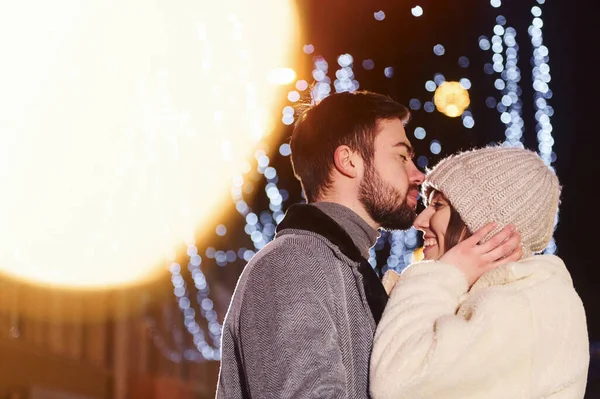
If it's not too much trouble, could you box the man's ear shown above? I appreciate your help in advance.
[333,145,360,178]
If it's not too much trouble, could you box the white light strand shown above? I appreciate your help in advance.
[312,55,332,103]
[149,145,289,363]
[529,3,557,254]
[483,17,526,148]
[231,149,287,252]
[529,4,555,166]
[167,149,288,362]
[334,53,359,93]
[167,259,221,361]
[501,26,525,148]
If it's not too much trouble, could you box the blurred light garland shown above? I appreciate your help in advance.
[147,144,290,363]
[529,2,555,166]
[481,14,526,147]
[528,1,558,254]
[334,53,359,93]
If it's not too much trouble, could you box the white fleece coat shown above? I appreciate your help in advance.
[370,255,589,399]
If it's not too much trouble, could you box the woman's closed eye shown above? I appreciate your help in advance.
[432,201,445,210]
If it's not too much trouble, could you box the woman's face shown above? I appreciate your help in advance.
[413,191,452,260]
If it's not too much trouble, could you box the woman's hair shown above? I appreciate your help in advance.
[427,189,473,253]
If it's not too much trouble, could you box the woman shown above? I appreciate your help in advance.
[370,146,589,399]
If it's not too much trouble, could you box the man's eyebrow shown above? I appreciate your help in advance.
[393,141,415,157]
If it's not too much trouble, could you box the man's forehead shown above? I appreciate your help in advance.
[375,119,409,143]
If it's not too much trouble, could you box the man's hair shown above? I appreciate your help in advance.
[290,90,410,202]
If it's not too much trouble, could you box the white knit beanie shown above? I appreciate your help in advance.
[422,146,561,258]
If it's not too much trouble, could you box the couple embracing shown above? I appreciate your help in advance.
[217,91,589,399]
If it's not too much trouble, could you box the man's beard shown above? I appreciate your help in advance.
[358,165,417,231]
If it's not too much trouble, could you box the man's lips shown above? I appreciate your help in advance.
[407,190,419,203]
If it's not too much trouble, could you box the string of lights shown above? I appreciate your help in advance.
[529,2,555,166]
[480,12,526,147]
[528,1,558,255]
[334,54,359,94]
[151,141,294,363]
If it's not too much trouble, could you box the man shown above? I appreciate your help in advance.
[216,91,521,398]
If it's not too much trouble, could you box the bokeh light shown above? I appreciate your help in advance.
[0,0,299,288]
[430,140,442,154]
[417,156,428,169]
[409,98,422,110]
[362,59,375,70]
[411,6,424,17]
[433,81,471,117]
[433,44,446,56]
[414,127,426,140]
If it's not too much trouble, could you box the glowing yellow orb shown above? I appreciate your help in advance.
[0,1,298,288]
[433,81,470,117]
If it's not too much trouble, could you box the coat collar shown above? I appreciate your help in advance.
[276,203,364,262]
[276,204,388,324]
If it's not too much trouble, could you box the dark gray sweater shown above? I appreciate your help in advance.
[216,203,387,398]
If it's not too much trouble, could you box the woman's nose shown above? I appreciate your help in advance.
[413,208,429,231]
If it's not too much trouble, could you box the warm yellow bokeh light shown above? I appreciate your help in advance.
[0,1,298,288]
[413,247,424,263]
[267,68,297,85]
[433,81,470,117]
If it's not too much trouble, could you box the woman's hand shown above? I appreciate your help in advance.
[439,223,523,287]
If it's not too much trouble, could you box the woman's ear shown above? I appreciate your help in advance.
[333,145,359,178]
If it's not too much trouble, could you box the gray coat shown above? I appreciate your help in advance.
[216,204,388,398]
